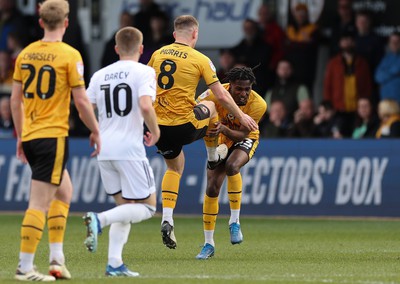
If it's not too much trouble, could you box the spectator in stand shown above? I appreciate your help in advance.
[0,50,12,96]
[329,0,356,56]
[217,48,236,81]
[133,0,162,43]
[101,11,134,68]
[7,30,23,69]
[323,31,372,137]
[352,97,379,139]
[257,3,285,71]
[231,18,271,95]
[140,11,173,64]
[260,100,290,138]
[375,99,400,138]
[375,32,400,105]
[355,11,383,76]
[0,0,31,51]
[0,96,14,137]
[264,59,310,122]
[314,100,344,138]
[285,3,319,92]
[354,10,384,106]
[288,99,315,138]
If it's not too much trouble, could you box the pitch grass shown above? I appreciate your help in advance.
[0,215,399,284]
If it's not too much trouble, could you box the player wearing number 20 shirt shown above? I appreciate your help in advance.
[13,40,89,185]
[14,41,85,141]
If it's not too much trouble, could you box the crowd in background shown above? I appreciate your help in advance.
[1,0,400,139]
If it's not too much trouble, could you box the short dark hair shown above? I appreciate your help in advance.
[319,100,334,111]
[340,29,356,40]
[224,66,256,85]
[391,31,400,38]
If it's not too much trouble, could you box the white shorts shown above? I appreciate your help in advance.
[98,160,156,200]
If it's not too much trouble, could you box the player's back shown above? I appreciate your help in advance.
[14,40,85,141]
[148,42,218,126]
[87,60,156,160]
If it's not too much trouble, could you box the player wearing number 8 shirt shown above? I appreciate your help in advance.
[84,27,160,277]
[147,15,258,249]
[10,0,100,281]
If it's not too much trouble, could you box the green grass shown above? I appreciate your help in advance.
[0,214,399,284]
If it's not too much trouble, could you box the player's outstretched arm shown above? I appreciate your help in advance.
[10,81,27,163]
[72,86,101,156]
[140,95,160,147]
[209,82,258,131]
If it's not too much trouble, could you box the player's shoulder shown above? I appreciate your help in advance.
[250,90,267,110]
[150,43,174,58]
[59,42,80,52]
[135,61,156,74]
[190,47,211,62]
[17,41,40,56]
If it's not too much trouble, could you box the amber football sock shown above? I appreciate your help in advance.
[204,115,219,161]
[161,170,181,225]
[18,209,45,272]
[227,173,242,224]
[47,200,69,264]
[203,195,219,246]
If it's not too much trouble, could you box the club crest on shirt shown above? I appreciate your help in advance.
[209,61,216,72]
[197,90,210,100]
[76,62,84,76]
[227,113,235,120]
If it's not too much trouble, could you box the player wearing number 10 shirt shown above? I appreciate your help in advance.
[147,15,258,249]
[84,27,160,277]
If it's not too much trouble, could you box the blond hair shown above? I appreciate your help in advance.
[174,15,199,32]
[115,27,143,56]
[378,99,400,118]
[39,0,69,31]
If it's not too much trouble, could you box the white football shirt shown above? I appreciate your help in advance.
[87,60,156,160]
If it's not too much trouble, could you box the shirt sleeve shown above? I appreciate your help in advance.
[86,73,97,104]
[68,50,85,88]
[199,54,219,86]
[138,67,157,102]
[248,93,267,123]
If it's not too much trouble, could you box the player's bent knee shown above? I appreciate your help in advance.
[225,165,241,176]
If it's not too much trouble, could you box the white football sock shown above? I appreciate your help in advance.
[229,209,240,225]
[49,242,64,264]
[18,252,34,273]
[162,207,174,226]
[204,230,215,246]
[206,146,217,161]
[98,203,153,228]
[108,222,130,268]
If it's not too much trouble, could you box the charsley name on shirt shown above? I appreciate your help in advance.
[22,52,57,62]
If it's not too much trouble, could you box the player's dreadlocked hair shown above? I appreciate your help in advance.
[223,66,257,85]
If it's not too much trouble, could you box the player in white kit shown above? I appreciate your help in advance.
[82,27,160,277]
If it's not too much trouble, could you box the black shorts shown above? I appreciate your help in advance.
[156,104,210,159]
[22,137,69,186]
[229,138,258,159]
